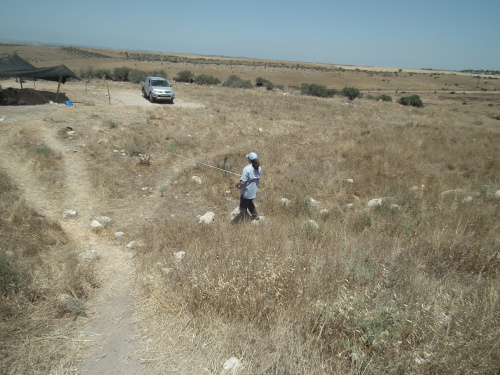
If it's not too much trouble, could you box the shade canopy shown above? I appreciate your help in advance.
[0,54,81,83]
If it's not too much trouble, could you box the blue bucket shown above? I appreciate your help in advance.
[65,100,73,106]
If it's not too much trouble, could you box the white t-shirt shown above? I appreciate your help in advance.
[240,163,261,199]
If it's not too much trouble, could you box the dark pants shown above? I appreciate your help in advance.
[238,196,258,220]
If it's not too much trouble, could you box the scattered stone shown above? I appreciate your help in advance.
[173,251,185,261]
[63,209,77,219]
[67,130,76,135]
[346,178,354,183]
[461,196,473,204]
[347,203,354,209]
[126,241,137,249]
[96,216,112,224]
[221,357,243,375]
[391,204,401,211]
[280,198,291,206]
[57,293,73,303]
[114,231,125,237]
[304,219,319,229]
[229,207,241,221]
[192,176,202,184]
[318,208,330,215]
[90,220,103,229]
[495,190,500,199]
[78,250,101,260]
[441,189,464,196]
[161,267,174,275]
[307,196,321,208]
[367,198,383,207]
[199,211,215,224]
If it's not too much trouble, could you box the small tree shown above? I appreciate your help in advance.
[113,67,131,81]
[341,87,362,100]
[175,70,194,83]
[376,94,392,102]
[398,95,423,108]
[256,77,272,87]
[301,83,337,98]
[128,69,147,84]
[195,74,221,86]
[223,75,252,89]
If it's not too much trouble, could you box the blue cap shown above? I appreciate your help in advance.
[246,152,258,160]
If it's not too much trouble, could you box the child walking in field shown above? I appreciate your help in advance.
[234,152,261,222]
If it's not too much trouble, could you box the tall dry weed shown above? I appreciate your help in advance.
[134,84,500,373]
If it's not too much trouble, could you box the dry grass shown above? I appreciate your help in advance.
[0,169,96,373]
[1,44,500,373]
[126,85,500,373]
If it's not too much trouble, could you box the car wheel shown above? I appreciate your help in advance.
[170,99,174,104]
[149,93,155,103]
[142,89,147,98]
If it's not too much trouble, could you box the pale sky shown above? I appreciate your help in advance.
[1,0,498,71]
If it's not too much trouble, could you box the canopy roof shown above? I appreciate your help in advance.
[0,54,81,83]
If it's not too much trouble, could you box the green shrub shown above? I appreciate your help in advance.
[148,70,168,79]
[256,77,272,87]
[195,74,221,85]
[301,83,337,98]
[398,95,424,108]
[128,69,147,84]
[113,66,131,81]
[126,142,147,156]
[94,68,112,80]
[176,70,195,83]
[341,87,362,100]
[222,75,253,89]
[376,94,393,102]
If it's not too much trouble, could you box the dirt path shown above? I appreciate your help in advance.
[0,103,149,374]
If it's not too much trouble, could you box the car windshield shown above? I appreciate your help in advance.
[152,80,169,87]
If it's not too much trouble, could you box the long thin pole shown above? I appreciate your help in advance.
[56,76,62,103]
[167,152,240,176]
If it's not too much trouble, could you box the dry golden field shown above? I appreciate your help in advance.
[1,44,500,374]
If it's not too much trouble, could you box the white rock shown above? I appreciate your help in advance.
[346,179,354,183]
[161,267,174,275]
[441,189,464,196]
[280,198,291,206]
[367,198,383,207]
[495,190,500,199]
[461,196,473,204]
[114,231,125,237]
[391,204,401,211]
[63,209,77,219]
[229,207,241,221]
[221,357,242,374]
[346,203,354,209]
[192,176,202,184]
[304,219,319,229]
[96,216,112,224]
[173,251,185,261]
[307,196,321,207]
[318,208,330,215]
[78,250,101,260]
[90,220,103,229]
[57,293,72,303]
[126,241,137,249]
[199,211,215,224]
